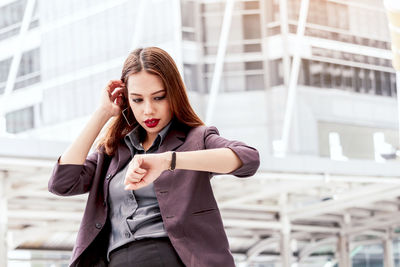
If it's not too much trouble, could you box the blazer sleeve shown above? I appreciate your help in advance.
[48,149,100,196]
[204,126,260,178]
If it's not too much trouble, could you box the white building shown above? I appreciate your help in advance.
[1,0,400,266]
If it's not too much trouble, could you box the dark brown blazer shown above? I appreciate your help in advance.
[48,123,260,267]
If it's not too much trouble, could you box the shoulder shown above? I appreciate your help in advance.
[186,125,220,139]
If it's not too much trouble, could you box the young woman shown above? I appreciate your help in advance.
[49,47,260,267]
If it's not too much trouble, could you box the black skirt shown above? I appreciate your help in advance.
[108,237,185,267]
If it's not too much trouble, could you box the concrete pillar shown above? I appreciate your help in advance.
[338,234,350,267]
[280,226,291,267]
[0,171,9,267]
[338,214,351,267]
[279,0,290,88]
[279,193,291,267]
[383,229,394,267]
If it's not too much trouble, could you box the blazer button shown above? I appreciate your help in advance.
[95,223,102,229]
[124,231,131,238]
[106,174,112,180]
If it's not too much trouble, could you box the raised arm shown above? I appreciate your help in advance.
[49,80,125,195]
[59,80,124,165]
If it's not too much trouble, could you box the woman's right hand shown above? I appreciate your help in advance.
[98,80,126,117]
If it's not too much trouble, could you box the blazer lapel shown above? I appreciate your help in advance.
[111,143,131,175]
[158,127,186,153]
[154,126,187,190]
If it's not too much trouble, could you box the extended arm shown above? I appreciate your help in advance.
[175,148,242,173]
[124,149,242,190]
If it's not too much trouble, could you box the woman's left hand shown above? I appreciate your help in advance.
[124,152,171,190]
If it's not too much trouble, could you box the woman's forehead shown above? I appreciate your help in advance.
[127,71,164,94]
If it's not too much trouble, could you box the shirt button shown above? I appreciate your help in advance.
[95,223,102,229]
[124,231,131,238]
[103,201,107,206]
[106,174,112,180]
[129,194,135,200]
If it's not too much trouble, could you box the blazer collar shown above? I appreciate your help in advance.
[108,121,187,176]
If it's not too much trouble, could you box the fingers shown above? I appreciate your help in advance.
[124,169,147,184]
[131,156,144,170]
[124,156,157,190]
[107,80,126,96]
[110,87,125,104]
[108,80,125,88]
[124,156,146,185]
[124,168,148,190]
[124,180,146,190]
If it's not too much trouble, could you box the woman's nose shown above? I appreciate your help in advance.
[144,101,154,115]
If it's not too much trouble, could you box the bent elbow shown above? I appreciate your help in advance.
[228,147,260,178]
[48,178,73,196]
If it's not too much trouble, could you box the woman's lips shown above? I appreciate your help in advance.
[144,119,160,128]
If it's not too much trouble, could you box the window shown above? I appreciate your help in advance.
[181,0,196,41]
[364,69,373,94]
[0,48,40,93]
[342,66,352,90]
[0,0,25,29]
[354,68,362,93]
[246,74,264,91]
[245,61,263,70]
[265,0,280,23]
[201,2,224,13]
[14,48,41,90]
[381,72,391,97]
[310,61,322,87]
[181,1,195,28]
[0,0,39,40]
[202,16,222,44]
[0,57,11,94]
[269,59,283,86]
[183,64,199,92]
[332,64,342,89]
[244,1,259,10]
[6,106,34,133]
[244,43,261,52]
[243,14,261,39]
[224,75,245,92]
[374,70,382,96]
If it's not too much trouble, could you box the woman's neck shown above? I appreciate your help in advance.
[143,133,157,151]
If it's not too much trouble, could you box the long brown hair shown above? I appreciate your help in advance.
[96,47,204,156]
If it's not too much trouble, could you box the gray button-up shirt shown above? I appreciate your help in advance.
[107,121,172,259]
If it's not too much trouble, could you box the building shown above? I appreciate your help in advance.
[1,0,400,266]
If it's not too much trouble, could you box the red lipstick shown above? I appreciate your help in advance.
[144,119,160,128]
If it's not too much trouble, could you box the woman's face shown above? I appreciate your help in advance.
[127,71,173,140]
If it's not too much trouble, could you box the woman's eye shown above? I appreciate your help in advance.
[131,99,142,103]
[154,95,166,101]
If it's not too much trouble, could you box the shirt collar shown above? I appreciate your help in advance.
[124,120,173,154]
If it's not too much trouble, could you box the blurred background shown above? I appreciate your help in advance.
[1,0,400,266]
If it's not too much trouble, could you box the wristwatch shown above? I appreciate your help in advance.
[168,151,176,171]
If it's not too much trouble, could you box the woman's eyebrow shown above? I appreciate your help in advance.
[129,89,165,96]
